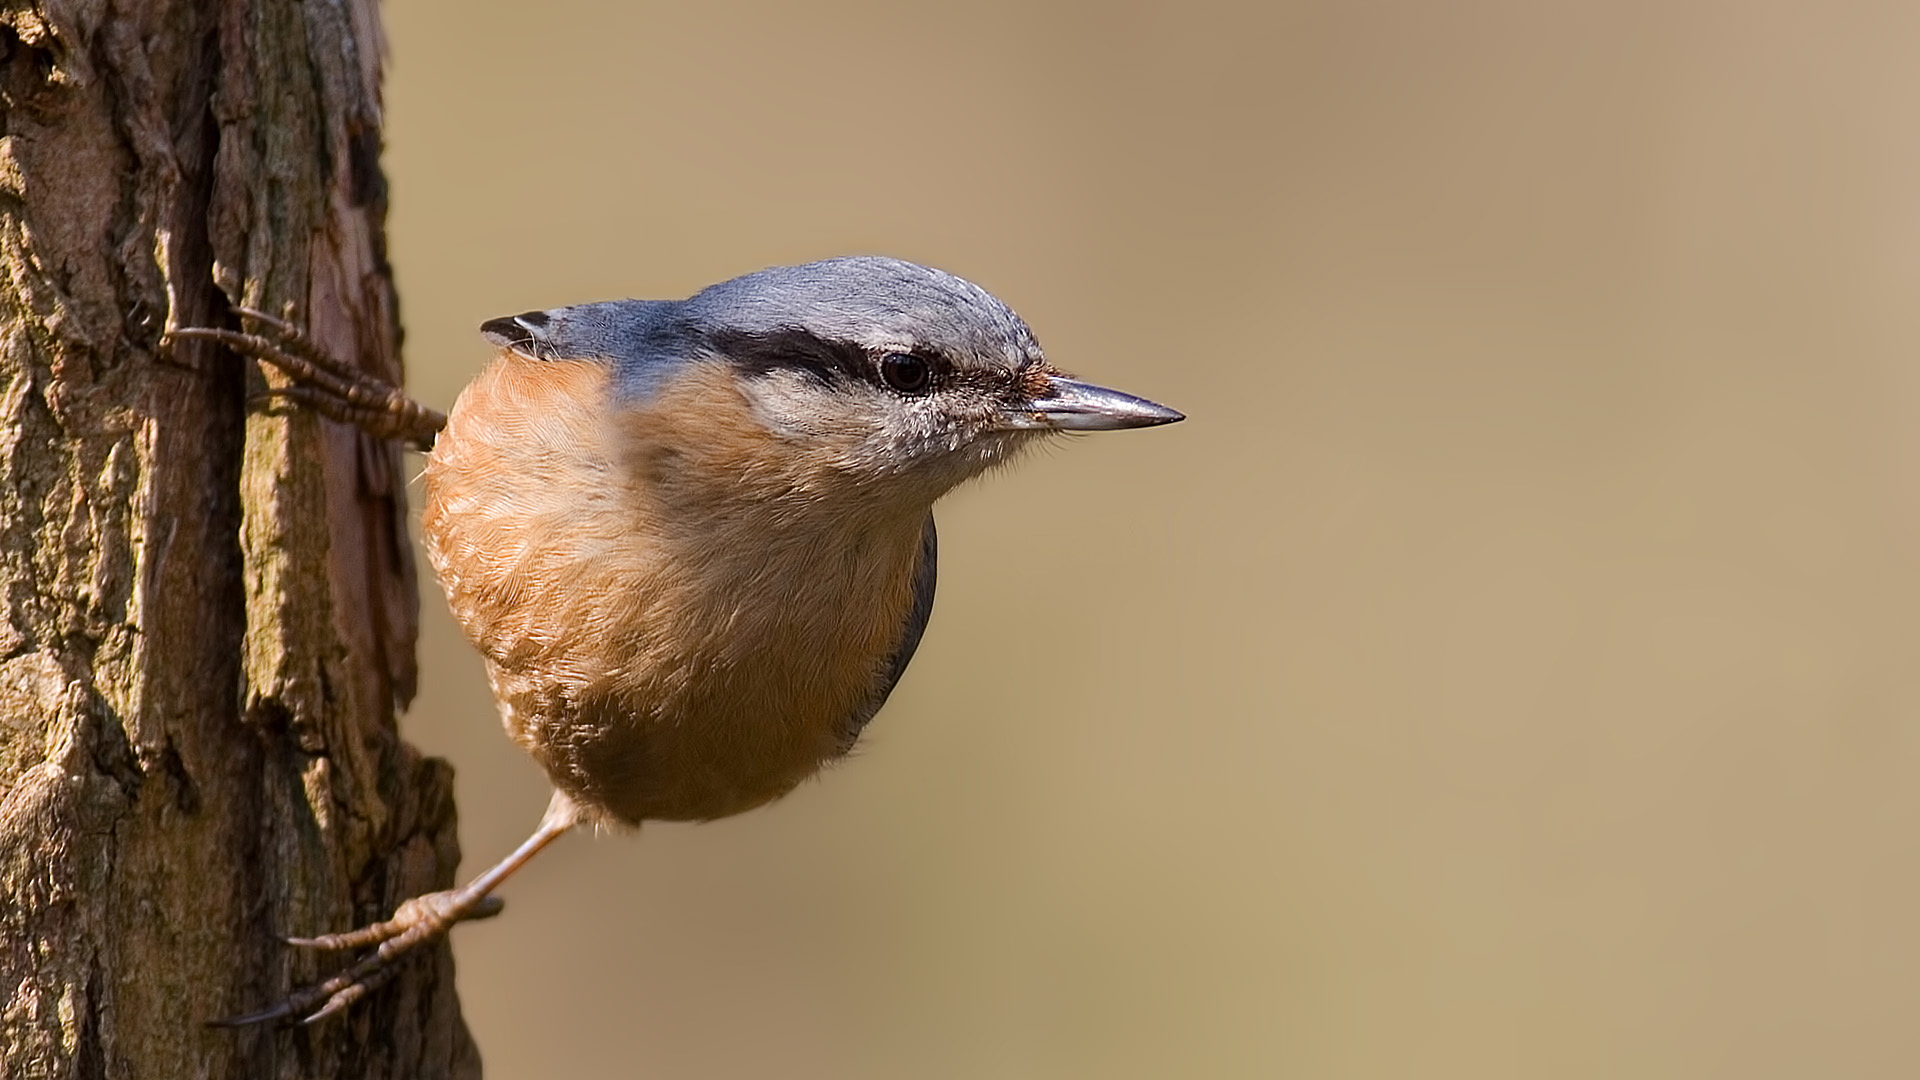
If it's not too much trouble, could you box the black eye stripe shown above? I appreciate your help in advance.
[711,327,868,385]
[712,327,955,396]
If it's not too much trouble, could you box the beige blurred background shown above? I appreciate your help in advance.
[380,2,1920,1077]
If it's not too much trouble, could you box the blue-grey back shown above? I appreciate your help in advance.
[480,298,695,401]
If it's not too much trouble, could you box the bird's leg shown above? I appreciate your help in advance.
[168,305,447,450]
[213,791,584,1027]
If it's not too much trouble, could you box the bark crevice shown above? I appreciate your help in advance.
[1,2,472,1077]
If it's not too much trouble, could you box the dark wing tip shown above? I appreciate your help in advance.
[479,311,550,351]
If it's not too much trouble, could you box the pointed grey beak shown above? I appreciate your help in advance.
[1001,376,1185,431]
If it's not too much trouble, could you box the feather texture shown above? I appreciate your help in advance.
[423,354,929,824]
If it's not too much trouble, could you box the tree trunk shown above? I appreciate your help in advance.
[0,2,475,1077]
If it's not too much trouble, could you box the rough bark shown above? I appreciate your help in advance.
[0,1,475,1077]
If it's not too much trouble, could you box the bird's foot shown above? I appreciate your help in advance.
[168,305,446,450]
[209,888,505,1027]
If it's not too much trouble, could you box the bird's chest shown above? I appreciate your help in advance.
[505,515,920,823]
[424,355,924,822]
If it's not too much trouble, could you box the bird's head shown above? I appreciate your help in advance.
[482,257,1182,507]
[686,257,1181,496]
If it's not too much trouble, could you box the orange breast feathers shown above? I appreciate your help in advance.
[421,353,927,824]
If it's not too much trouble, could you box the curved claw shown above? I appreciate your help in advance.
[210,794,579,1027]
[209,943,410,1027]
[166,317,445,450]
[212,887,506,1027]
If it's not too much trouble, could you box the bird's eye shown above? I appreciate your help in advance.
[879,353,934,395]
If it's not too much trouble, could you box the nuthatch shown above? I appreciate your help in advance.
[190,256,1182,1024]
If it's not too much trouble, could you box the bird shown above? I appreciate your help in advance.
[182,256,1183,1024]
